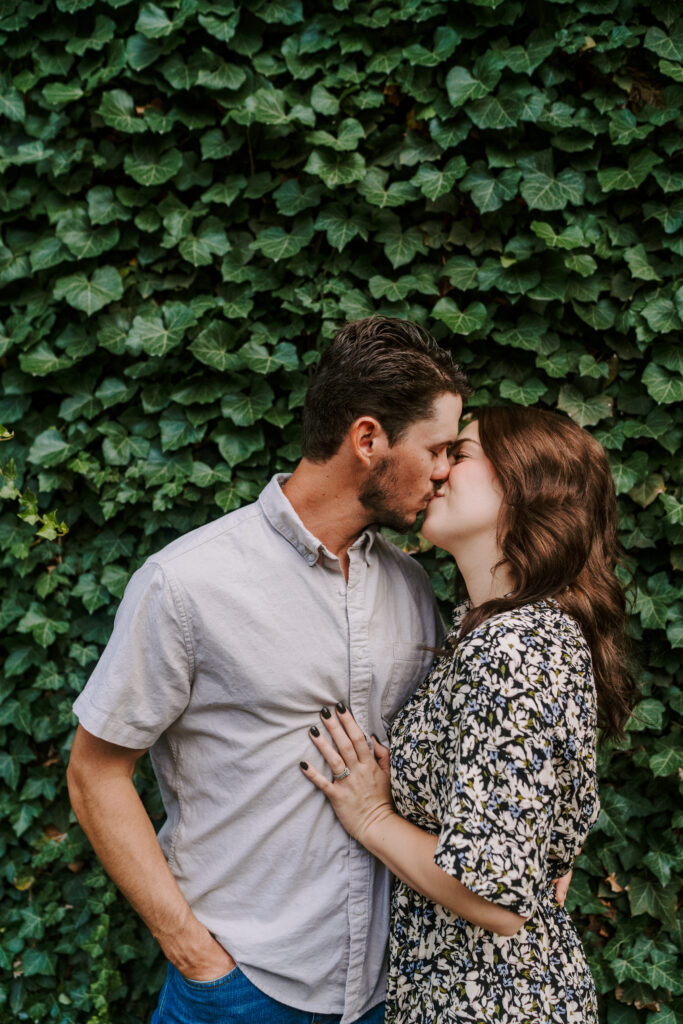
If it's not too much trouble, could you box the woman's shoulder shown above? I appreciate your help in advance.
[453,599,591,667]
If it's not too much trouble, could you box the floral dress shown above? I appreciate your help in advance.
[386,600,600,1024]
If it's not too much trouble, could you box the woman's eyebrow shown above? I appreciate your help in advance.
[451,437,481,449]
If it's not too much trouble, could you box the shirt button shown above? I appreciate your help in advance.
[352,904,364,915]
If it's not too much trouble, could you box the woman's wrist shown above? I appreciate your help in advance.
[356,804,399,852]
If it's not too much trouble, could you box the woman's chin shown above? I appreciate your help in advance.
[420,511,441,547]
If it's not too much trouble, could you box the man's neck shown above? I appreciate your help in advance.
[282,459,372,577]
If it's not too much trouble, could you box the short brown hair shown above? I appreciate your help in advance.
[301,316,471,461]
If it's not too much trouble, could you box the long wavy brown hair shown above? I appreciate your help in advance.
[457,405,637,740]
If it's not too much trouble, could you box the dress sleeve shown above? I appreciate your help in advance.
[72,560,193,748]
[434,625,562,917]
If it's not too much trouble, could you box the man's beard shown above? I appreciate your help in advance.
[358,455,427,532]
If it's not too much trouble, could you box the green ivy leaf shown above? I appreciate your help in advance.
[556,386,613,427]
[42,82,85,106]
[53,266,123,315]
[56,209,119,259]
[410,157,466,200]
[314,204,369,251]
[649,734,683,776]
[375,215,427,268]
[17,604,69,647]
[213,425,265,466]
[304,149,366,188]
[597,149,663,192]
[498,378,548,405]
[519,151,585,210]
[27,429,74,467]
[642,363,683,404]
[179,218,231,266]
[127,304,196,357]
[460,164,520,213]
[641,296,681,333]
[97,89,147,133]
[308,118,364,152]
[644,22,683,61]
[627,698,667,732]
[190,322,243,372]
[432,298,487,335]
[124,144,183,186]
[530,221,585,249]
[635,573,676,629]
[251,217,315,261]
[135,2,173,37]
[19,343,74,376]
[628,876,678,928]
[358,168,420,208]
[624,245,661,282]
[221,380,275,427]
[0,88,26,123]
[445,59,501,107]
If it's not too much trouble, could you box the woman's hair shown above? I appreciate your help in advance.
[458,405,637,740]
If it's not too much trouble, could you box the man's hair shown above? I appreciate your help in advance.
[301,316,472,461]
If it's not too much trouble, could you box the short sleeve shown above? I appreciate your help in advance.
[72,561,193,748]
[434,627,561,917]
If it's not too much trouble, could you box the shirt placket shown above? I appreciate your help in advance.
[341,547,374,1023]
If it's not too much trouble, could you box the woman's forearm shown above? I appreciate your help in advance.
[362,811,527,937]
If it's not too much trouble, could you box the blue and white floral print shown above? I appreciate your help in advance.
[386,600,600,1024]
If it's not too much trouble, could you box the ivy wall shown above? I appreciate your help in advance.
[0,0,682,1021]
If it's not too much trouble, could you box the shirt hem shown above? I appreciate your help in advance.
[72,693,161,750]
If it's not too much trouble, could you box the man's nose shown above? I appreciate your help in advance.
[431,450,451,480]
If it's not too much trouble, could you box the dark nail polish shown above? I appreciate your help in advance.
[336,701,346,714]
[321,706,331,719]
[310,725,320,737]
[300,761,308,770]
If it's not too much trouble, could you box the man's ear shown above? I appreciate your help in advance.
[348,416,387,467]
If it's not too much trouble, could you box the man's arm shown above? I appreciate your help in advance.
[67,724,235,980]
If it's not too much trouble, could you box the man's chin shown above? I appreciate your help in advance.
[372,509,419,533]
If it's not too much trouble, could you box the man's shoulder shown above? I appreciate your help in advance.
[146,499,265,573]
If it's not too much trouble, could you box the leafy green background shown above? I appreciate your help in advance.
[1,0,682,1020]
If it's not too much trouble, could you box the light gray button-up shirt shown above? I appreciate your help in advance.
[73,474,440,1022]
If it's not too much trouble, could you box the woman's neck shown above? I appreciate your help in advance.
[447,532,515,608]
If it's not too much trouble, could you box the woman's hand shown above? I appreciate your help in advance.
[300,703,394,845]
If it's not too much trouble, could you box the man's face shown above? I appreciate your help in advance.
[358,392,463,531]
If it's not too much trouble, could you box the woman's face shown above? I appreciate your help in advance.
[421,420,504,552]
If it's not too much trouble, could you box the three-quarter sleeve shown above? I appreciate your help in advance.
[72,560,193,748]
[434,626,563,917]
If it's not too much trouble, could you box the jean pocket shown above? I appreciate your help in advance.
[175,964,240,990]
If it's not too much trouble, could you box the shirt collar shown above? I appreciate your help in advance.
[259,474,377,567]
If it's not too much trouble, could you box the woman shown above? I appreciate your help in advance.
[300,406,635,1024]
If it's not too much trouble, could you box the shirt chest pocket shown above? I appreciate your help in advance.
[380,641,434,727]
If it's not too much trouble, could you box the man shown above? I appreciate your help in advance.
[67,315,469,1023]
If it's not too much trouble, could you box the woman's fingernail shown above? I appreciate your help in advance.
[371,733,380,743]
[310,725,320,737]
[336,701,346,714]
[300,761,308,770]
[321,706,331,719]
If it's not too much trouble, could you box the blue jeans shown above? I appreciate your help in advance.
[151,963,385,1024]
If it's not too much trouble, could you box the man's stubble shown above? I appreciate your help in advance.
[358,454,430,533]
